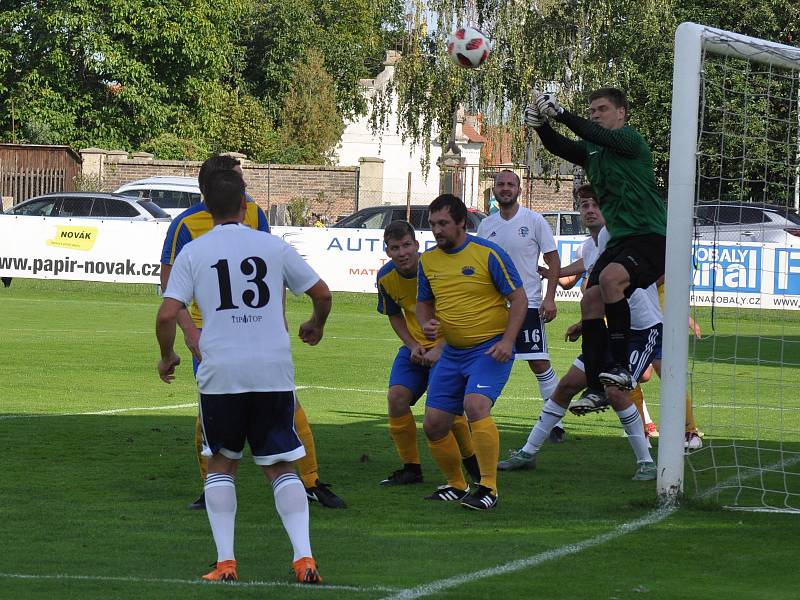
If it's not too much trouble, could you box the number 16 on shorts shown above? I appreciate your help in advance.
[515,308,549,360]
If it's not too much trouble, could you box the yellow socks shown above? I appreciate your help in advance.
[427,432,468,490]
[389,412,420,465]
[469,416,499,495]
[451,414,475,459]
[294,404,319,488]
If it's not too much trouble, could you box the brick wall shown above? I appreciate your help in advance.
[95,153,358,222]
[476,175,577,213]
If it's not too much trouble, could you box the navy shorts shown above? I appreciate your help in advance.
[573,323,662,381]
[199,390,305,466]
[514,307,550,360]
[426,336,514,415]
[388,346,430,403]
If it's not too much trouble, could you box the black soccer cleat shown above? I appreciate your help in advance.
[380,466,424,486]
[424,484,470,502]
[460,484,498,511]
[599,366,635,390]
[187,491,206,511]
[306,480,347,508]
[548,425,566,444]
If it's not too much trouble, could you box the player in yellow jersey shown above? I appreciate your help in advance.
[417,194,527,510]
[160,154,345,510]
[376,220,481,486]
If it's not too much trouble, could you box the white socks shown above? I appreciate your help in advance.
[522,399,567,455]
[536,368,563,429]
[617,404,653,464]
[205,473,237,562]
[273,473,312,561]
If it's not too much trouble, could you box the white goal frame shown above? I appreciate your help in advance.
[658,22,800,504]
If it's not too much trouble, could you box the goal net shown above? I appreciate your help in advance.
[660,23,800,512]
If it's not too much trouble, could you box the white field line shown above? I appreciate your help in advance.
[0,403,197,420]
[0,572,397,593]
[380,505,677,600]
[384,453,800,600]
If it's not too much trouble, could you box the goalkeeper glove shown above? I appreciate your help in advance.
[534,89,563,118]
[523,103,547,129]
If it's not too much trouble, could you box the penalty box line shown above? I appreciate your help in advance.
[0,572,398,593]
[381,505,678,600]
[389,453,800,599]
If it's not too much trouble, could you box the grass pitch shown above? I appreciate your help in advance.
[1,279,798,599]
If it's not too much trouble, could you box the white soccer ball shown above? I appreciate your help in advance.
[447,26,492,69]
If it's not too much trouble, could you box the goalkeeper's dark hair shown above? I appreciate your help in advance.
[384,220,416,243]
[428,194,467,229]
[589,87,629,115]
[198,154,241,195]
[204,169,246,219]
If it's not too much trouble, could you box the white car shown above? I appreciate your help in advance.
[4,192,171,221]
[694,203,800,247]
[114,176,201,218]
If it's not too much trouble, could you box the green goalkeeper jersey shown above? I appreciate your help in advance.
[583,126,666,245]
[536,112,667,247]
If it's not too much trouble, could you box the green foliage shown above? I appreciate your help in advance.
[140,133,209,161]
[382,0,800,186]
[243,0,404,121]
[72,172,103,192]
[277,48,344,164]
[286,195,311,225]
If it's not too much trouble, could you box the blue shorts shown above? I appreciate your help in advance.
[389,346,430,403]
[514,307,550,360]
[573,324,662,381]
[199,390,305,466]
[426,336,514,415]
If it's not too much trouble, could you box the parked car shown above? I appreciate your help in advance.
[114,176,201,218]
[540,210,588,237]
[3,192,171,221]
[333,204,487,232]
[694,202,800,246]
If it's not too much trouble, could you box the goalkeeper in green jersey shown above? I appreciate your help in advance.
[525,87,667,405]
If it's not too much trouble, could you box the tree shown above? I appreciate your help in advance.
[277,48,344,164]
[0,0,250,149]
[379,0,800,185]
[243,0,404,122]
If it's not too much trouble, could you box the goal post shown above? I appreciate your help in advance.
[659,22,800,507]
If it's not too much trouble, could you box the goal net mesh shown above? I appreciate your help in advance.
[682,29,800,513]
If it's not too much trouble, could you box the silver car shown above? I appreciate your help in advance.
[694,203,800,246]
[4,192,171,221]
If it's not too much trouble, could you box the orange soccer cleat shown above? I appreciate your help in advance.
[293,556,323,584]
[202,559,238,582]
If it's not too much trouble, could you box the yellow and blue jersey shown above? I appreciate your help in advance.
[160,198,270,326]
[417,235,522,349]
[376,259,437,349]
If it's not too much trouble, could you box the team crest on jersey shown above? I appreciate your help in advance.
[518,226,529,237]
[462,266,476,276]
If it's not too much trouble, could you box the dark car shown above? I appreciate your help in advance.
[4,192,171,221]
[333,204,486,232]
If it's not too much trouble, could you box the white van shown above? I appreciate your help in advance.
[114,176,201,218]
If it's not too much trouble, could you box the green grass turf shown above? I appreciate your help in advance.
[1,279,798,599]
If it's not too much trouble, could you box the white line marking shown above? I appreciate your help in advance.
[381,505,678,600]
[0,572,397,592]
[0,403,196,420]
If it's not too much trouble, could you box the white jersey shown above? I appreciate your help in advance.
[477,206,557,307]
[596,227,662,330]
[164,224,320,394]
[577,235,601,274]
